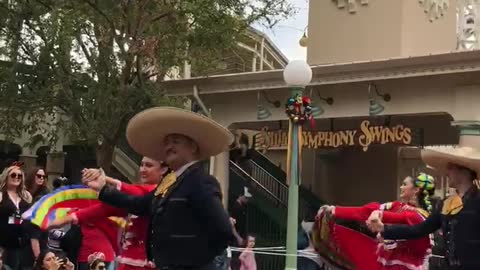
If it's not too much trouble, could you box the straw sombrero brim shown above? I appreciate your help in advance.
[126,107,234,161]
[421,146,480,176]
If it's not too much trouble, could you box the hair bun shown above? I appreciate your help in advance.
[415,173,435,191]
[414,173,435,212]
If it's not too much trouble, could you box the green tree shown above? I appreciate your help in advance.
[0,0,292,172]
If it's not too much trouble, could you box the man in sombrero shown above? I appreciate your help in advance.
[82,107,235,270]
[368,135,480,270]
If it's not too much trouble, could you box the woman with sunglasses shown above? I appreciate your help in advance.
[0,163,33,270]
[50,157,170,270]
[25,167,52,269]
[25,167,50,203]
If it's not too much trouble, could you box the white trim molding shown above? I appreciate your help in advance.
[161,50,480,96]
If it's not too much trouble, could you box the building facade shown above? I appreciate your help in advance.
[162,0,480,205]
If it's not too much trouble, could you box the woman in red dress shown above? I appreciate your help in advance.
[317,173,435,270]
[50,157,169,270]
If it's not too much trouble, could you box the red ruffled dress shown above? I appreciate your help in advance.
[73,182,156,270]
[77,221,117,264]
[334,201,432,270]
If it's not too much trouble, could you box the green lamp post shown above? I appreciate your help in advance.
[282,60,313,270]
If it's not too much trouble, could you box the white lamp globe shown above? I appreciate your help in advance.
[283,60,312,87]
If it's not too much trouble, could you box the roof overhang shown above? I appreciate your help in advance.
[161,50,480,96]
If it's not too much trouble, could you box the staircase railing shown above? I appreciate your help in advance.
[112,147,139,182]
[230,161,285,208]
[111,136,142,182]
[248,149,286,181]
[247,159,288,205]
[117,136,142,164]
[229,161,286,270]
[236,158,317,221]
[247,149,324,219]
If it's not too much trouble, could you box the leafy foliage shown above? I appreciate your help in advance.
[0,0,292,169]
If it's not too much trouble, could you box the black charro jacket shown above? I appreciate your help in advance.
[99,163,234,268]
[383,187,480,270]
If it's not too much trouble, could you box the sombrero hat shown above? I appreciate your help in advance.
[126,107,234,161]
[421,134,480,177]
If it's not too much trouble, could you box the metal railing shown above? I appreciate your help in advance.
[248,159,289,204]
[229,161,286,270]
[230,161,285,208]
[111,136,142,182]
[248,149,323,213]
[239,159,318,220]
[112,147,139,182]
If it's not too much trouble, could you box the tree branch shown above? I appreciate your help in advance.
[136,55,144,90]
[150,12,172,23]
[80,0,116,30]
[75,32,95,67]
[145,71,159,80]
[18,43,38,64]
[24,19,48,43]
[32,0,54,11]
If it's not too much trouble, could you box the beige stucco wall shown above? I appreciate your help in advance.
[307,0,456,65]
[204,73,480,128]
[400,1,456,57]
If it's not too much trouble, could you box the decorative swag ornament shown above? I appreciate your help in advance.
[419,0,450,22]
[285,94,316,128]
[332,0,450,20]
[332,0,369,14]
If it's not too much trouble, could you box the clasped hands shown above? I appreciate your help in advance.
[316,205,335,219]
[366,210,385,233]
[315,206,385,240]
[81,168,120,191]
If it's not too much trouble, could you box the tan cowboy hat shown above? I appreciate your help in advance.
[126,107,234,161]
[421,143,480,177]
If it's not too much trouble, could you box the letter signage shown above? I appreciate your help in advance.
[254,120,414,152]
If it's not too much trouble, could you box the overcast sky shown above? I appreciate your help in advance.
[255,0,309,62]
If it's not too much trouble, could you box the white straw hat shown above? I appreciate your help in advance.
[126,107,234,160]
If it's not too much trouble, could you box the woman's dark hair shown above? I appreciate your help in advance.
[243,234,256,247]
[410,174,436,212]
[34,250,67,270]
[89,259,104,270]
[25,166,46,193]
[417,188,435,212]
[0,246,5,259]
[33,250,52,270]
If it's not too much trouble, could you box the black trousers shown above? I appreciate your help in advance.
[4,248,22,270]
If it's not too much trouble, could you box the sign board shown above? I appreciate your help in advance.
[254,120,417,152]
